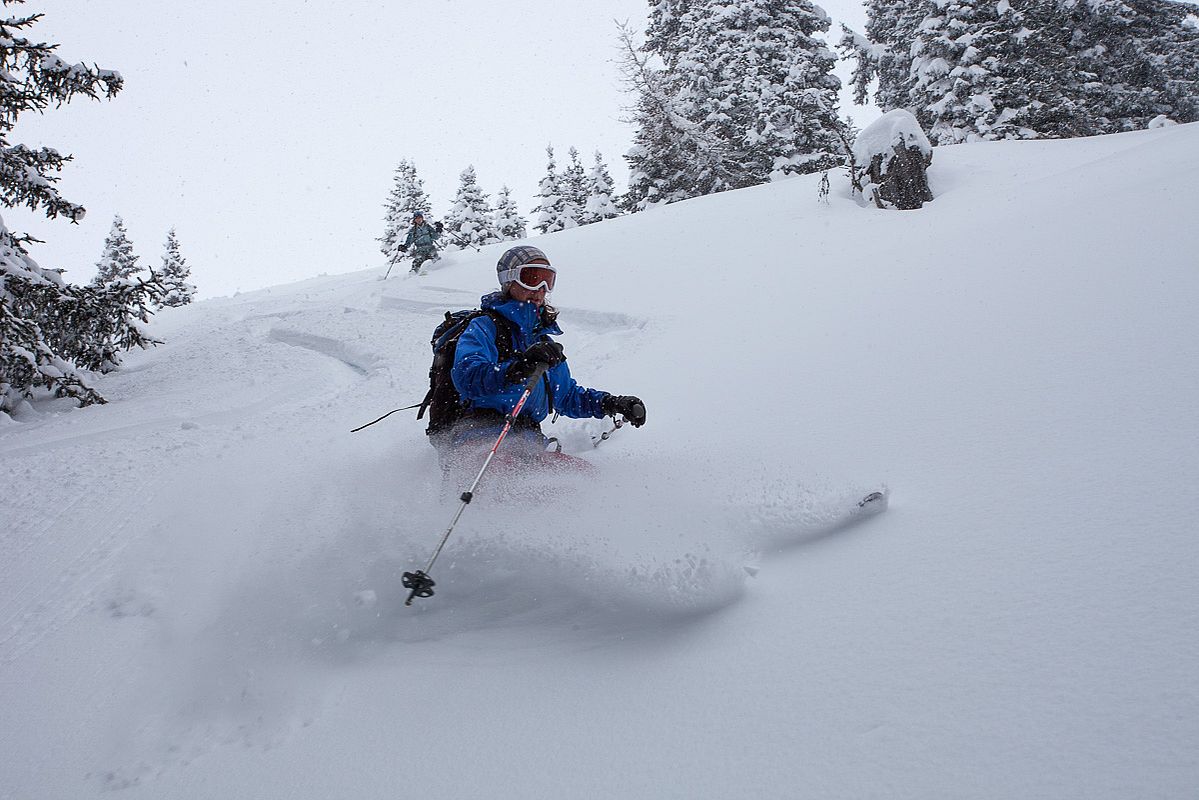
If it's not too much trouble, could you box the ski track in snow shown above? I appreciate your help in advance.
[0,441,172,666]
[266,328,378,376]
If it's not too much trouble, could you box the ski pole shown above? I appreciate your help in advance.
[591,417,625,448]
[383,248,409,279]
[402,363,548,606]
[444,229,482,253]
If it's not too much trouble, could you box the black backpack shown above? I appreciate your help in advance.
[418,309,516,436]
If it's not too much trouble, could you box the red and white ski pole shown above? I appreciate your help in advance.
[403,363,548,606]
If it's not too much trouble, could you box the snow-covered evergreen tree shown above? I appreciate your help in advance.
[838,1,927,114]
[850,0,1199,145]
[645,0,694,57]
[1,224,104,412]
[1058,0,1199,132]
[581,151,621,225]
[379,160,431,269]
[442,165,500,248]
[563,147,588,221]
[0,6,121,226]
[158,228,195,307]
[492,185,528,241]
[619,24,732,212]
[0,3,162,414]
[532,145,577,234]
[622,1,845,207]
[910,0,1109,143]
[673,0,845,184]
[67,272,164,374]
[92,215,140,285]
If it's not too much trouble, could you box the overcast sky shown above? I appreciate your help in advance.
[11,0,873,298]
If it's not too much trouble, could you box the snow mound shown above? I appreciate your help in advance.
[853,108,934,165]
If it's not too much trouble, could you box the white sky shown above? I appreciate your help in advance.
[9,0,872,298]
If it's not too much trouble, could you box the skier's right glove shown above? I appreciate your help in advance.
[506,341,565,384]
[602,394,646,427]
[398,244,408,253]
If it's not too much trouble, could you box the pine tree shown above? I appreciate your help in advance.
[674,0,845,184]
[1060,0,1199,131]
[379,159,430,270]
[158,227,195,307]
[92,215,140,285]
[581,151,621,225]
[646,0,695,58]
[532,145,576,234]
[619,23,732,212]
[0,5,121,224]
[442,165,500,248]
[492,185,528,241]
[1,225,105,411]
[562,146,588,224]
[839,1,928,120]
[58,273,164,374]
[909,0,1108,143]
[622,1,845,208]
[0,3,167,414]
[852,0,1199,144]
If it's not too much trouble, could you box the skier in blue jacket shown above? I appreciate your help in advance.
[444,245,645,464]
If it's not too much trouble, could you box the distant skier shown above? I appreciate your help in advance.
[398,211,442,273]
[436,245,645,471]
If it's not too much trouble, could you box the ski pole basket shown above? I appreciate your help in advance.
[402,570,436,605]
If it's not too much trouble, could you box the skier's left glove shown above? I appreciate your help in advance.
[602,394,646,427]
[434,221,444,233]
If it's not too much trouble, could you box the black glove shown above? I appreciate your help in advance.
[434,221,444,232]
[602,394,646,427]
[506,340,565,384]
[398,244,408,253]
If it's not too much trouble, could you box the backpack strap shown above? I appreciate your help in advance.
[480,309,553,413]
[480,309,516,362]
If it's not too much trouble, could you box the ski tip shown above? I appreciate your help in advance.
[857,488,889,512]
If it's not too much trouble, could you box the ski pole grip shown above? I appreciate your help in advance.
[523,362,549,391]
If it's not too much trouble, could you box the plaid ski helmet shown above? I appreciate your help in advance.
[497,245,551,289]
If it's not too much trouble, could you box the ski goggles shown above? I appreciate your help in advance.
[500,263,556,292]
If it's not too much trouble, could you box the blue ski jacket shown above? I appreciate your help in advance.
[451,292,608,434]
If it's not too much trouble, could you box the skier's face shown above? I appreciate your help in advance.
[508,281,547,306]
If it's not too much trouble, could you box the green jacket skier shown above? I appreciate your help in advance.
[399,212,442,272]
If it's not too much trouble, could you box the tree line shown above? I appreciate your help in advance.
[378,146,622,269]
[383,0,1196,240]
[630,0,1196,204]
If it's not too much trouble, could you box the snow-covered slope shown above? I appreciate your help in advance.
[3,123,1198,798]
